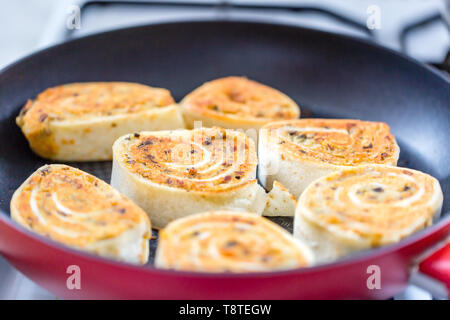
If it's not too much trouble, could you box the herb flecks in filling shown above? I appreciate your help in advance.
[182,77,299,120]
[122,129,257,192]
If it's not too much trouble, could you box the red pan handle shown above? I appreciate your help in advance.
[416,240,450,298]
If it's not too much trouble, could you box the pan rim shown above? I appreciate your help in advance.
[0,17,448,279]
[1,211,448,279]
[1,17,449,84]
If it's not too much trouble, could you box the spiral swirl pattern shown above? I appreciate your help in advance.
[259,119,401,198]
[297,165,443,246]
[180,77,300,129]
[263,119,399,166]
[17,82,174,135]
[112,128,266,229]
[16,82,181,161]
[116,127,258,192]
[156,211,313,272]
[10,164,151,263]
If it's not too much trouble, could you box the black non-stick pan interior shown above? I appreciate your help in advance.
[0,20,448,264]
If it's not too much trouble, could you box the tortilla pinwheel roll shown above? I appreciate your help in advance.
[259,119,400,198]
[10,164,151,264]
[179,77,300,137]
[156,211,314,272]
[111,127,267,229]
[294,165,443,263]
[16,82,184,161]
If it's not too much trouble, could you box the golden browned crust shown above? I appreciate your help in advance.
[180,77,300,124]
[16,82,175,158]
[157,211,312,272]
[115,127,258,193]
[300,165,442,245]
[263,119,399,166]
[10,165,151,251]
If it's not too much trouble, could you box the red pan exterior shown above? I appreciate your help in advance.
[0,215,448,300]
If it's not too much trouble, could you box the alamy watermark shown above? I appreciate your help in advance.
[66,265,81,290]
[366,265,381,290]
[366,5,381,30]
[66,5,81,30]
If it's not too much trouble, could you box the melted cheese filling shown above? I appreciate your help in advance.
[266,120,398,165]
[119,128,258,192]
[302,166,440,244]
[159,212,310,271]
[17,82,174,136]
[14,166,150,248]
[182,77,298,120]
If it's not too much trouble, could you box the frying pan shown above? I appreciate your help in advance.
[0,19,449,300]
